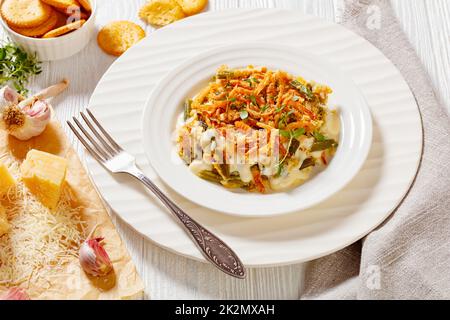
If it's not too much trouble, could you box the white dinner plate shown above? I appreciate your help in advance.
[142,43,373,216]
[86,9,422,266]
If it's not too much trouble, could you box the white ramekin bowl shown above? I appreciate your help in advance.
[0,0,96,61]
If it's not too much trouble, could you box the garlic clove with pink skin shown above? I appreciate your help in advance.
[79,237,113,277]
[0,86,20,109]
[17,79,69,110]
[0,287,30,300]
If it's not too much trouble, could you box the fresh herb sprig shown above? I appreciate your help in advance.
[278,110,294,128]
[276,128,306,176]
[313,130,326,142]
[280,127,305,139]
[260,104,269,112]
[0,42,42,96]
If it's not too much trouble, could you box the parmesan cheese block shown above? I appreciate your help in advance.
[0,204,9,236]
[0,162,15,196]
[21,149,68,211]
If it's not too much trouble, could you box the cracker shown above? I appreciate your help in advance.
[10,9,58,37]
[54,6,89,20]
[1,0,52,28]
[176,0,207,16]
[40,0,80,11]
[42,19,85,38]
[54,10,69,28]
[97,21,146,56]
[139,0,185,27]
[78,0,91,12]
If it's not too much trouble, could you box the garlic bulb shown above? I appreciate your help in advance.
[0,287,30,300]
[0,79,69,141]
[2,100,51,140]
[79,237,113,277]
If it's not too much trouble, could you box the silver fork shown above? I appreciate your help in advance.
[68,109,246,279]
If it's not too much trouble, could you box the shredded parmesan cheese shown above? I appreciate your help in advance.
[0,152,86,288]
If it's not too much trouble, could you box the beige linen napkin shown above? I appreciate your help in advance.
[301,0,450,299]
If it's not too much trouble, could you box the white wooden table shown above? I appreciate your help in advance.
[7,0,449,299]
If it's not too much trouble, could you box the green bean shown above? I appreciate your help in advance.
[310,139,338,152]
[213,164,229,180]
[289,139,300,155]
[217,70,234,79]
[290,80,315,101]
[300,158,315,170]
[184,99,192,121]
[198,171,222,183]
[221,179,246,189]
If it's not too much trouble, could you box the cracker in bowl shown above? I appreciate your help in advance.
[1,0,92,39]
[42,18,85,38]
[1,0,52,28]
[10,9,58,37]
[40,0,81,11]
[78,0,91,11]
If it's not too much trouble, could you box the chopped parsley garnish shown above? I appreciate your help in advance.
[275,105,285,113]
[244,78,253,87]
[249,95,257,106]
[278,110,294,128]
[279,130,291,138]
[280,128,305,139]
[276,127,306,176]
[260,104,269,112]
[292,128,306,138]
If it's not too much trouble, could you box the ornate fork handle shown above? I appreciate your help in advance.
[126,167,246,279]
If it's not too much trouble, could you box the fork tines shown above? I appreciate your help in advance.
[67,109,123,163]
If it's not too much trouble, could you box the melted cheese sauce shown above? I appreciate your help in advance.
[229,164,253,183]
[322,110,340,141]
[176,108,340,192]
[189,159,212,175]
[269,149,309,191]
